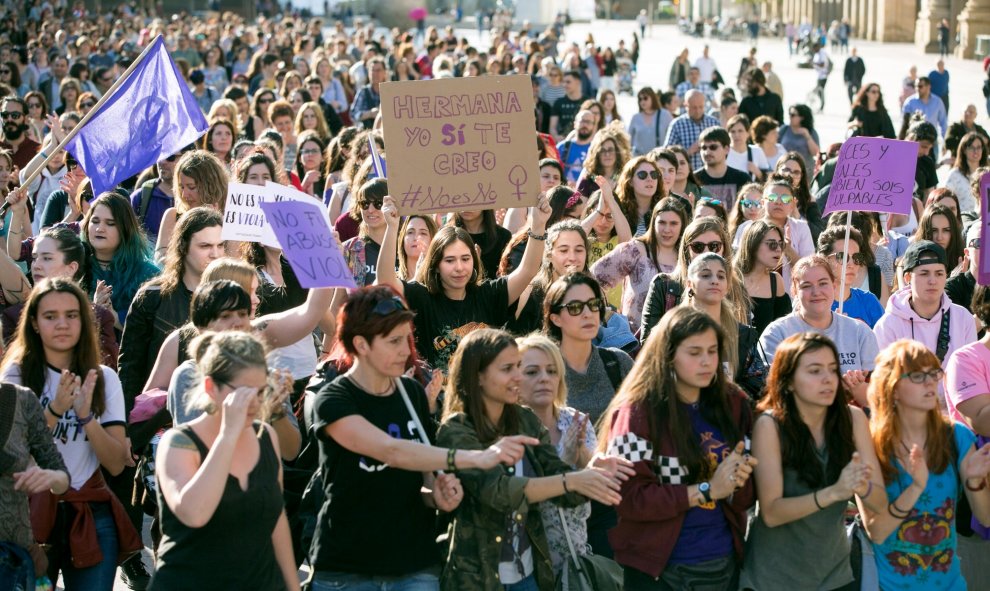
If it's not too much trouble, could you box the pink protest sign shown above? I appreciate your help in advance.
[260,199,356,289]
[821,137,918,216]
[979,172,990,286]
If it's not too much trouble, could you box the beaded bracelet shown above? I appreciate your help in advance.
[446,447,458,473]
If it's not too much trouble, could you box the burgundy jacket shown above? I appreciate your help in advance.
[604,387,755,578]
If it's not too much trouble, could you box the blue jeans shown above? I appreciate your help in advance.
[504,574,538,591]
[56,502,119,591]
[310,569,439,591]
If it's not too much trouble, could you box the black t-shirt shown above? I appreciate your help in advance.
[470,226,512,280]
[915,156,938,195]
[694,166,752,209]
[552,95,584,136]
[403,276,511,371]
[362,235,381,286]
[309,375,439,576]
[738,91,784,124]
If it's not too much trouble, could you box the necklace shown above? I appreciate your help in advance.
[347,370,394,396]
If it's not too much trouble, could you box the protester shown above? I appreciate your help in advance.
[848,82,896,139]
[736,220,792,336]
[727,182,764,240]
[942,132,988,214]
[694,126,752,207]
[725,115,769,181]
[740,332,885,589]
[778,104,820,173]
[816,226,885,328]
[600,307,757,589]
[665,89,721,170]
[153,150,228,263]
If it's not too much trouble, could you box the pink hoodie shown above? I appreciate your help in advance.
[874,287,977,366]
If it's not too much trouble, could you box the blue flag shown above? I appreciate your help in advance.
[65,36,208,196]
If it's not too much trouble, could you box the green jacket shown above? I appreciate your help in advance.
[436,407,586,591]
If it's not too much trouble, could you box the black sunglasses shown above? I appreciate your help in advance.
[372,296,408,316]
[80,101,95,109]
[0,111,23,120]
[688,241,723,254]
[634,170,659,180]
[828,251,867,266]
[556,298,603,316]
[969,238,981,249]
[360,198,384,210]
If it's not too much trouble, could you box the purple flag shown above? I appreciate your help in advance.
[64,36,208,196]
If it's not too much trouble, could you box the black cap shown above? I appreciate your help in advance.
[902,239,947,272]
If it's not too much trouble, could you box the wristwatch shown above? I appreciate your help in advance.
[699,481,712,503]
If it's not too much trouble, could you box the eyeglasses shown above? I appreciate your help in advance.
[969,238,981,249]
[763,239,783,251]
[372,296,408,316]
[764,193,793,204]
[556,298,603,316]
[599,147,616,155]
[26,102,42,109]
[634,170,659,180]
[360,198,384,210]
[900,369,944,384]
[80,101,95,109]
[688,241,723,254]
[300,148,322,156]
[0,111,23,120]
[740,199,762,209]
[828,251,867,266]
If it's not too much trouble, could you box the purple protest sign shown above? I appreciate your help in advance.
[979,172,990,286]
[821,137,918,216]
[259,199,357,289]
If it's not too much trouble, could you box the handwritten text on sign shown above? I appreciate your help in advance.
[381,75,539,216]
[821,137,918,216]
[259,199,356,289]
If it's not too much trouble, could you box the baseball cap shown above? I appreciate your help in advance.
[902,239,947,272]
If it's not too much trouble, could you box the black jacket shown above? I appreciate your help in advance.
[843,57,866,86]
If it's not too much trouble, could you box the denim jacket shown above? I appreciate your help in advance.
[436,407,586,591]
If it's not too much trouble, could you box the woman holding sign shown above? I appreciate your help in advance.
[375,191,552,373]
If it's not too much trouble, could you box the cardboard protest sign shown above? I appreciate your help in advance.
[821,137,918,216]
[380,74,539,216]
[259,199,356,289]
[979,172,990,286]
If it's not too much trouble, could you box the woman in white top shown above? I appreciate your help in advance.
[733,174,814,294]
[726,114,769,181]
[940,131,987,214]
[752,115,788,171]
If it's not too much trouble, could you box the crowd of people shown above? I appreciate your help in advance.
[2,3,990,591]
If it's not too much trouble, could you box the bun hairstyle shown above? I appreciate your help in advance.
[191,331,268,419]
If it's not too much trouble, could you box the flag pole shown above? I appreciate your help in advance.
[837,210,853,315]
[12,35,165,201]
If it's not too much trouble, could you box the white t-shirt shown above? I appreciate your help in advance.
[727,145,770,178]
[1,364,126,489]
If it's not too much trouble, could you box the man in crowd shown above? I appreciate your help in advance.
[843,47,865,104]
[38,52,69,111]
[738,68,783,123]
[350,56,387,129]
[0,96,40,170]
[693,126,751,208]
[903,76,948,139]
[557,109,596,185]
[929,59,951,113]
[675,66,714,108]
[549,70,586,142]
[664,89,720,169]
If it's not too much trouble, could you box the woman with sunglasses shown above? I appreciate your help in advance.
[151,330,300,591]
[816,226,885,326]
[733,173,814,293]
[683,253,766,399]
[736,220,791,336]
[437,327,629,591]
[592,197,687,332]
[826,211,896,305]
[775,152,825,246]
[640,216,747,342]
[376,192,552,373]
[242,89,276,141]
[695,197,728,225]
[759,255,880,406]
[2,278,140,590]
[645,148,680,201]
[727,182,763,241]
[778,104,820,173]
[866,339,990,591]
[23,91,49,144]
[615,156,665,237]
[740,332,885,591]
[600,306,757,590]
[848,83,896,139]
[307,288,533,591]
[339,178,390,288]
[628,87,671,157]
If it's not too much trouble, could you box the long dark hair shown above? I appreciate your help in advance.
[82,192,157,312]
[5,277,106,415]
[598,307,743,482]
[913,204,963,270]
[442,328,521,444]
[640,197,688,273]
[759,332,855,488]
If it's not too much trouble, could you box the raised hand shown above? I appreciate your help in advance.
[72,368,99,419]
[219,386,258,438]
[529,192,552,231]
[381,195,400,228]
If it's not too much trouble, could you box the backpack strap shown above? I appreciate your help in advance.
[597,347,623,391]
[935,308,951,363]
[138,179,157,223]
[654,111,662,147]
[867,265,881,300]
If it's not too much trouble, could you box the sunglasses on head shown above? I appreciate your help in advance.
[740,199,761,209]
[764,193,793,204]
[688,241,723,254]
[555,298,603,316]
[762,239,783,251]
[635,170,659,180]
[828,251,867,266]
[699,198,722,207]
[372,296,408,316]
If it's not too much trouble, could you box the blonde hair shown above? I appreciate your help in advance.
[202,257,256,296]
[207,98,239,124]
[516,334,568,417]
[190,331,268,419]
